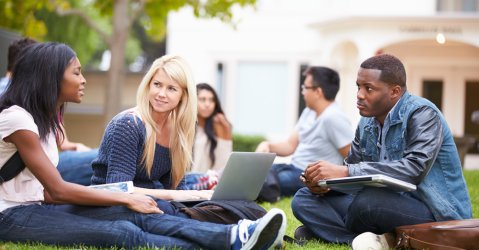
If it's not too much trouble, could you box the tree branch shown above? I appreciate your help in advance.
[55,7,112,46]
[130,0,146,26]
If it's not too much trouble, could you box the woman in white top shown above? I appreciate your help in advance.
[0,42,284,249]
[185,83,233,190]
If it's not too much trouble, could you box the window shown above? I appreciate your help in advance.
[437,0,479,12]
[422,80,443,111]
[234,62,289,135]
[216,62,225,104]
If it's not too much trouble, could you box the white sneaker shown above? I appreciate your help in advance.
[351,232,390,250]
[231,208,286,250]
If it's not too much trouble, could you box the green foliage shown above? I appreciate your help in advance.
[0,0,49,37]
[262,197,350,250]
[232,133,265,152]
[34,9,107,65]
[0,0,257,68]
[464,169,479,218]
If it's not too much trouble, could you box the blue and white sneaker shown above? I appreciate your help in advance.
[231,208,286,250]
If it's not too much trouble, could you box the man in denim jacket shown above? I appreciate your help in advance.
[291,54,472,249]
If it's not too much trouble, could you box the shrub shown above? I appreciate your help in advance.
[232,134,265,152]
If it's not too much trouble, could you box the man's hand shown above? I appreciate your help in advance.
[300,160,348,194]
[255,141,270,153]
[300,173,331,194]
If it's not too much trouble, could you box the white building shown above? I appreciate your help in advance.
[166,0,479,167]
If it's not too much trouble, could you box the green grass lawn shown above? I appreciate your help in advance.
[1,170,478,250]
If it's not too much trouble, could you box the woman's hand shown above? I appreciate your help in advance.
[170,190,214,201]
[213,113,232,139]
[125,193,163,214]
[133,187,214,201]
[74,142,91,152]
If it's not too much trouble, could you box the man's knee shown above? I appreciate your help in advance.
[346,188,392,230]
[350,187,389,209]
[291,187,312,216]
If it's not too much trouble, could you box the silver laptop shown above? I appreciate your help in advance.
[175,152,276,202]
[317,174,416,193]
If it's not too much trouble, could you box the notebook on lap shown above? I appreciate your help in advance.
[317,174,416,193]
[174,152,276,203]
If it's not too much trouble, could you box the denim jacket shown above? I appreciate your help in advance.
[346,92,472,221]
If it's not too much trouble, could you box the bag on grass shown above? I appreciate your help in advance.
[256,168,281,203]
[394,219,479,250]
[171,199,267,224]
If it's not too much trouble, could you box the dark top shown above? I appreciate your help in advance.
[91,112,185,189]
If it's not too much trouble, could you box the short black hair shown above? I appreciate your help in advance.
[303,66,340,101]
[360,54,406,88]
[7,37,37,71]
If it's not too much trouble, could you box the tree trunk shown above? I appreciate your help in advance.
[104,0,130,125]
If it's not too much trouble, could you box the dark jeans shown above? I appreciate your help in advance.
[271,163,306,196]
[0,203,232,249]
[291,187,435,244]
[58,149,98,186]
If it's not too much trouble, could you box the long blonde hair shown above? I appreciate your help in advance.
[136,55,197,189]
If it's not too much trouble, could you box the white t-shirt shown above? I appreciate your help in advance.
[291,103,354,170]
[192,126,232,176]
[0,105,59,212]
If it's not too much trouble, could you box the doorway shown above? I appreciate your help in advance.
[465,80,479,153]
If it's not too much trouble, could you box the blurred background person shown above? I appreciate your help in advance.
[185,83,233,190]
[256,66,353,201]
[0,37,36,95]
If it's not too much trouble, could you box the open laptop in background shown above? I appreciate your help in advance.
[173,152,276,203]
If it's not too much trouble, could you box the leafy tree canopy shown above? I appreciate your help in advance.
[0,0,256,68]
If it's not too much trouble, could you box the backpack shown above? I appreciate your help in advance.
[256,168,281,203]
[171,199,267,224]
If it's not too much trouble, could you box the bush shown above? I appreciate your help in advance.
[232,134,265,152]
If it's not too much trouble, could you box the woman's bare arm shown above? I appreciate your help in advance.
[5,129,161,214]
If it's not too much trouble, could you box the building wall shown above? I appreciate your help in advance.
[166,0,479,142]
[4,1,476,166]
[63,72,144,148]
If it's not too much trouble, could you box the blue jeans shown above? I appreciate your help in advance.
[292,187,435,244]
[0,204,232,249]
[271,163,305,196]
[58,149,98,186]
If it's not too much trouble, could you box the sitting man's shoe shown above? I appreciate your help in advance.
[294,225,316,241]
[351,232,393,250]
[231,208,286,250]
